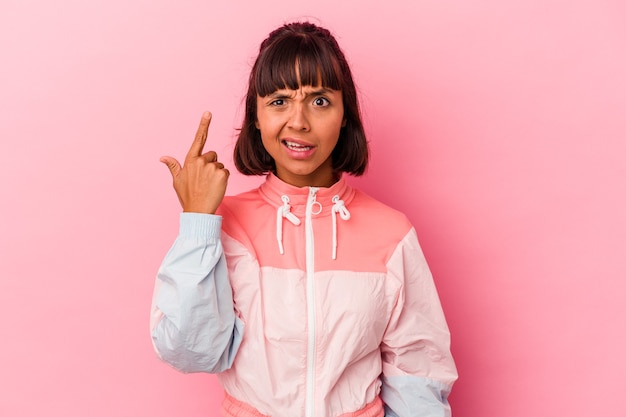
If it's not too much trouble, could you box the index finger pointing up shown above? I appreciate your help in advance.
[186,111,212,160]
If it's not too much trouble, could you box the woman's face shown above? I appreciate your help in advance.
[256,84,345,188]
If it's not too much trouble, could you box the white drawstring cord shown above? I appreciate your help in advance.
[276,195,301,254]
[331,195,351,260]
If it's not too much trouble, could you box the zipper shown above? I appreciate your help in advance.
[304,186,319,417]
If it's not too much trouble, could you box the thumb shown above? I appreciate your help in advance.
[160,156,181,178]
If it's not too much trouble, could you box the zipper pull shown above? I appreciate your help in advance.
[308,187,322,215]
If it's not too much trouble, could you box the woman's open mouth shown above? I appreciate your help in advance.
[282,140,314,152]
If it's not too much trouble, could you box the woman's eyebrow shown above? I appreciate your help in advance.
[267,91,293,99]
[267,88,334,99]
[304,87,332,96]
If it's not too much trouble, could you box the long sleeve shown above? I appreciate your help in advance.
[150,213,244,373]
[381,228,458,417]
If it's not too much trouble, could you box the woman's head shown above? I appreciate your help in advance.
[234,21,368,179]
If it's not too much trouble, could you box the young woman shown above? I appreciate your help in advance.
[151,21,457,417]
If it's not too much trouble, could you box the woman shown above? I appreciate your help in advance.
[151,21,457,417]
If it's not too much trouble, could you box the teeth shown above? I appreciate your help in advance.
[284,140,313,151]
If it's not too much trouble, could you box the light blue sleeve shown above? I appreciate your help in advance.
[151,212,244,373]
[382,375,452,417]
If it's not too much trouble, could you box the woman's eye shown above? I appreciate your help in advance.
[313,97,329,107]
[270,99,284,106]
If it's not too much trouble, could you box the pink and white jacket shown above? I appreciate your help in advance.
[151,174,458,417]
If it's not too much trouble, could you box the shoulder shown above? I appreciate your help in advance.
[349,189,413,235]
[316,187,418,272]
[218,188,263,217]
[216,187,270,244]
[337,188,417,268]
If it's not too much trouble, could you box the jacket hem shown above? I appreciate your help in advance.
[220,393,384,417]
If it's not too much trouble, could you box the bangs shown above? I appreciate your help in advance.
[255,35,343,96]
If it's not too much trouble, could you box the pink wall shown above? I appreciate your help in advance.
[1,1,625,416]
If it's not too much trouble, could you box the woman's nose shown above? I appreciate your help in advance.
[287,104,310,131]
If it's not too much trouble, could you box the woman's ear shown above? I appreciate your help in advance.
[255,120,260,129]
[341,119,347,127]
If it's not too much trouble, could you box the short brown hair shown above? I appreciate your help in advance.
[234,22,368,176]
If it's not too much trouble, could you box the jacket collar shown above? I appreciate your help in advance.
[259,173,355,218]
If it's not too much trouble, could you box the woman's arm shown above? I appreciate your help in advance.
[150,212,243,373]
[381,228,458,417]
[151,112,241,372]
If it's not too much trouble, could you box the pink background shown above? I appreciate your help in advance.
[1,0,625,416]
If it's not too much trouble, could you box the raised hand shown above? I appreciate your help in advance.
[160,112,230,214]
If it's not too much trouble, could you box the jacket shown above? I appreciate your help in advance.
[151,173,458,417]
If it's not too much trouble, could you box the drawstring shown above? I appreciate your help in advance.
[331,195,351,260]
[276,194,351,259]
[276,195,300,254]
